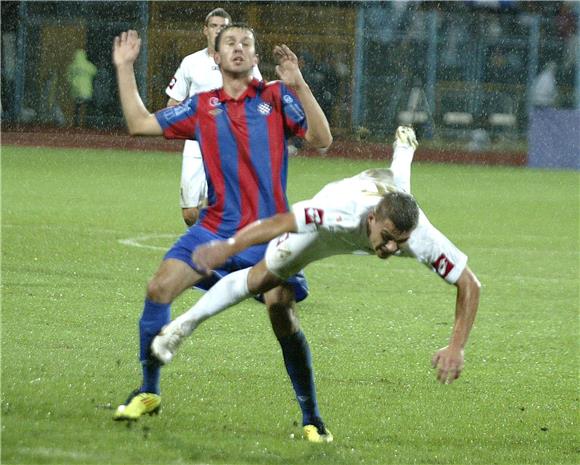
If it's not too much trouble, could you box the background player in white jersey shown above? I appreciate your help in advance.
[152,127,481,436]
[166,8,262,225]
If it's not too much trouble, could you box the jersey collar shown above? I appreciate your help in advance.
[216,78,262,102]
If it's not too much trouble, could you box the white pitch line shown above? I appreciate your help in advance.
[118,233,179,251]
[17,447,98,461]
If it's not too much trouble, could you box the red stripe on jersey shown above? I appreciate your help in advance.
[266,84,288,213]
[163,115,196,140]
[227,100,259,228]
[197,94,224,233]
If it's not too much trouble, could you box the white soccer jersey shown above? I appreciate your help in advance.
[266,170,467,284]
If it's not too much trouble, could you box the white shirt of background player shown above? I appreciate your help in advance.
[165,15,262,225]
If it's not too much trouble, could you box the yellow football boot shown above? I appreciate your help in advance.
[303,424,333,443]
[113,390,161,421]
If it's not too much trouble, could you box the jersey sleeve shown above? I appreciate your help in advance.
[154,95,198,140]
[401,212,468,284]
[291,197,358,234]
[165,59,190,102]
[278,83,307,138]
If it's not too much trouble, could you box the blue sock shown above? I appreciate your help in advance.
[138,299,170,394]
[279,330,322,427]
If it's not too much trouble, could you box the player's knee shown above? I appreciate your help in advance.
[182,207,199,226]
[266,287,300,337]
[146,277,172,303]
[268,304,300,338]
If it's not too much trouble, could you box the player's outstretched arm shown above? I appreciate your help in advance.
[113,30,162,136]
[193,212,298,274]
[431,266,481,384]
[274,45,332,151]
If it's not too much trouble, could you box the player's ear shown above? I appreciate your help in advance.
[254,54,260,66]
[214,51,221,66]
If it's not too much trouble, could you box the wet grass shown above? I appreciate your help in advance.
[2,145,578,464]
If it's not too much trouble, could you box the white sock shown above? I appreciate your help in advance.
[175,268,251,336]
[390,144,415,194]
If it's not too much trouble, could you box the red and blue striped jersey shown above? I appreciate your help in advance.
[155,78,307,237]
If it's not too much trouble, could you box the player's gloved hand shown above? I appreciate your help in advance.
[113,30,141,67]
[192,239,235,276]
[431,345,464,384]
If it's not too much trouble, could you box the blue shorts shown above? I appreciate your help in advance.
[164,225,309,302]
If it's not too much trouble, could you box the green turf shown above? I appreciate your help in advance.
[1,145,578,465]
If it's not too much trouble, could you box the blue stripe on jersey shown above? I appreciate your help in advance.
[155,95,199,132]
[279,83,307,132]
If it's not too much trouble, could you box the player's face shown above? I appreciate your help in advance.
[367,215,411,260]
[214,28,257,75]
[204,16,229,52]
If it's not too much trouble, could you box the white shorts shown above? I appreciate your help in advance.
[180,140,208,209]
[264,231,336,280]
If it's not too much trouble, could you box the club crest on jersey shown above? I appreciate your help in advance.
[258,102,272,115]
[304,207,324,225]
[433,254,454,278]
[209,97,220,107]
[283,95,294,104]
[168,76,177,89]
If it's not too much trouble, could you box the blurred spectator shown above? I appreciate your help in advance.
[531,61,558,107]
[66,49,97,127]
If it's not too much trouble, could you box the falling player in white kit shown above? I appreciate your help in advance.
[152,126,481,432]
[166,8,262,225]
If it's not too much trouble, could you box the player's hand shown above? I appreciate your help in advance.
[192,240,235,276]
[113,30,141,67]
[274,45,306,89]
[431,345,464,384]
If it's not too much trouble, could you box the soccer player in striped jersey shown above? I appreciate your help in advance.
[112,25,333,442]
[165,8,262,226]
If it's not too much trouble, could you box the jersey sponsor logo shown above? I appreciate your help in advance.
[433,254,454,278]
[304,207,324,225]
[209,108,223,117]
[257,102,272,115]
[168,76,177,89]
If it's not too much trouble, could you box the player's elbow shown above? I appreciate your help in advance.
[309,134,333,154]
[126,115,162,136]
[461,267,482,300]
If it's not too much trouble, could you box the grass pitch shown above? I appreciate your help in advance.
[1,145,578,465]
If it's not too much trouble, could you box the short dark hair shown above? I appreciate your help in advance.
[205,8,231,26]
[375,191,419,233]
[214,22,258,53]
